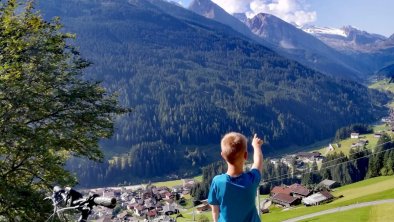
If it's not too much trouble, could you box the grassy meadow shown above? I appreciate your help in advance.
[262,176,394,222]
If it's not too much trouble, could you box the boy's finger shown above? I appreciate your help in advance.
[254,133,257,139]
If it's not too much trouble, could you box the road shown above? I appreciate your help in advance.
[282,199,394,222]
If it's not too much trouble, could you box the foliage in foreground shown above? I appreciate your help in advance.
[0,0,127,220]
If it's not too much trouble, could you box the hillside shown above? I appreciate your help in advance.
[263,176,394,222]
[38,0,389,187]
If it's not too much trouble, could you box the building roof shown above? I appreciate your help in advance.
[271,186,292,195]
[320,190,334,199]
[302,191,333,205]
[272,193,298,204]
[289,183,311,196]
[319,179,337,187]
[147,210,157,217]
[296,152,321,158]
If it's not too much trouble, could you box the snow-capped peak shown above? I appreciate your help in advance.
[303,26,348,37]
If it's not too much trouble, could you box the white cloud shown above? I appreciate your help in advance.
[211,0,253,14]
[212,0,317,27]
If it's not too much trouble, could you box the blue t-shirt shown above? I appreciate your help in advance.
[208,169,261,222]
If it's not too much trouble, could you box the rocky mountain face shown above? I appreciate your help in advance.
[304,25,394,74]
[303,25,387,53]
[187,0,394,78]
[245,13,367,80]
[188,1,366,80]
[188,0,259,42]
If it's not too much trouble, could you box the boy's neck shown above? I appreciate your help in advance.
[226,163,244,177]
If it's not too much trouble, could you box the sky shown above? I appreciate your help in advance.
[178,0,394,37]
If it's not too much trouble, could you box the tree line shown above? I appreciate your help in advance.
[191,133,394,200]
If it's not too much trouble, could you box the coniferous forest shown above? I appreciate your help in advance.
[34,0,391,187]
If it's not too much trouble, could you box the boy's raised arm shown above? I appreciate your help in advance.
[251,134,264,173]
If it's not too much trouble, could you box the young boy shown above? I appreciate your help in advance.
[208,132,263,222]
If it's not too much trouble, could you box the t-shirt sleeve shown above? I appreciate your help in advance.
[208,178,219,205]
[249,168,261,185]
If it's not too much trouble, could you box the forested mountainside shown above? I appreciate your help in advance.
[38,0,389,187]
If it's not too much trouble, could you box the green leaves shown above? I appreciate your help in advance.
[0,0,128,220]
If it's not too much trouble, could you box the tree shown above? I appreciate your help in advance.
[0,1,127,220]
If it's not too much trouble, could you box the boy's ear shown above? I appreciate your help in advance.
[244,151,248,160]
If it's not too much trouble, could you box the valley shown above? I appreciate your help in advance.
[1,0,393,221]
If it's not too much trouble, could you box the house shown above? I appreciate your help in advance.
[374,133,382,138]
[351,133,359,139]
[327,143,340,152]
[163,204,178,215]
[182,179,196,189]
[134,205,146,217]
[147,209,158,219]
[164,192,174,200]
[327,144,335,152]
[302,191,334,206]
[127,203,139,210]
[288,184,311,198]
[270,186,292,196]
[270,159,280,165]
[159,190,168,198]
[351,140,366,149]
[319,179,340,190]
[281,155,296,167]
[271,193,300,208]
[296,152,322,163]
[172,185,183,193]
[142,191,153,199]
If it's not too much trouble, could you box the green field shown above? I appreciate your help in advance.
[152,175,202,188]
[315,124,392,157]
[169,176,394,222]
[369,79,394,94]
[299,203,394,222]
[262,176,394,222]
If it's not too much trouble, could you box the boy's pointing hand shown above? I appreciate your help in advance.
[252,134,263,148]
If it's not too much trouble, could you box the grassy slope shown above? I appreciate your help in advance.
[315,124,392,157]
[299,203,394,222]
[369,79,394,94]
[152,175,202,188]
[262,176,394,222]
[170,176,394,222]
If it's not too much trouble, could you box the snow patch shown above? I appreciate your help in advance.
[303,26,348,37]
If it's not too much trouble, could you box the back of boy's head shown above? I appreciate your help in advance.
[221,132,247,164]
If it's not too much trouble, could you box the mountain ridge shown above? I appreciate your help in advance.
[188,0,367,80]
[37,0,389,187]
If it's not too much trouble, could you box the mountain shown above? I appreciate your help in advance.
[303,25,387,53]
[37,0,388,187]
[376,63,394,79]
[246,13,366,80]
[305,26,394,74]
[188,1,366,80]
[188,0,258,42]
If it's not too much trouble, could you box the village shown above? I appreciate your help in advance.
[84,113,394,222]
[82,179,200,222]
[85,150,341,221]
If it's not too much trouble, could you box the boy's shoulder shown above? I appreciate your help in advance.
[213,169,260,182]
[212,173,227,183]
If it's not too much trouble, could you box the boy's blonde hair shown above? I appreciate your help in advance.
[221,132,247,164]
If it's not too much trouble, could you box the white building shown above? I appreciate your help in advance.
[350,133,359,139]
